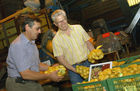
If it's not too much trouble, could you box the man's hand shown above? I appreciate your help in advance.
[47,70,64,82]
[52,63,59,67]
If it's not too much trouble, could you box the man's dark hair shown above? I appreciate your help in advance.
[17,12,42,32]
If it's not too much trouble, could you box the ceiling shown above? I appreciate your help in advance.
[0,0,101,19]
[0,0,74,19]
[0,0,24,19]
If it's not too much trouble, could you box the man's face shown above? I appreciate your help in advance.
[54,15,69,31]
[27,21,41,40]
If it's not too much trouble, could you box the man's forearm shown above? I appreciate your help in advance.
[20,69,49,81]
[57,56,76,73]
[86,40,95,51]
[39,62,49,71]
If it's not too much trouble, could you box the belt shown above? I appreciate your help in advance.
[9,77,37,84]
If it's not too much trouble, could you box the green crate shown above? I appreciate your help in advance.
[72,80,109,91]
[109,58,140,91]
[115,55,140,68]
[116,55,140,64]
[72,55,140,91]
[113,55,140,67]
[118,62,140,68]
[107,74,140,91]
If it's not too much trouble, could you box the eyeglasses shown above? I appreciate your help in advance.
[55,18,67,25]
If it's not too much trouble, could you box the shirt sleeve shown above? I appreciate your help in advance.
[78,25,90,41]
[52,38,63,57]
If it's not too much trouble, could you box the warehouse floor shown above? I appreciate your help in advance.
[121,45,140,58]
[0,46,140,91]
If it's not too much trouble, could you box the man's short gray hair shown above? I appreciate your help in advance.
[51,9,66,22]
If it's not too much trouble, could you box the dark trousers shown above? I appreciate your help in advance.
[68,60,92,84]
[6,77,44,91]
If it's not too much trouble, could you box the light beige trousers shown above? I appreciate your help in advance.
[6,77,44,91]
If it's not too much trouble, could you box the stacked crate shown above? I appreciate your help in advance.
[72,55,140,91]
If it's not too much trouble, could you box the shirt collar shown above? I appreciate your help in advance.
[20,33,35,45]
[58,24,73,34]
